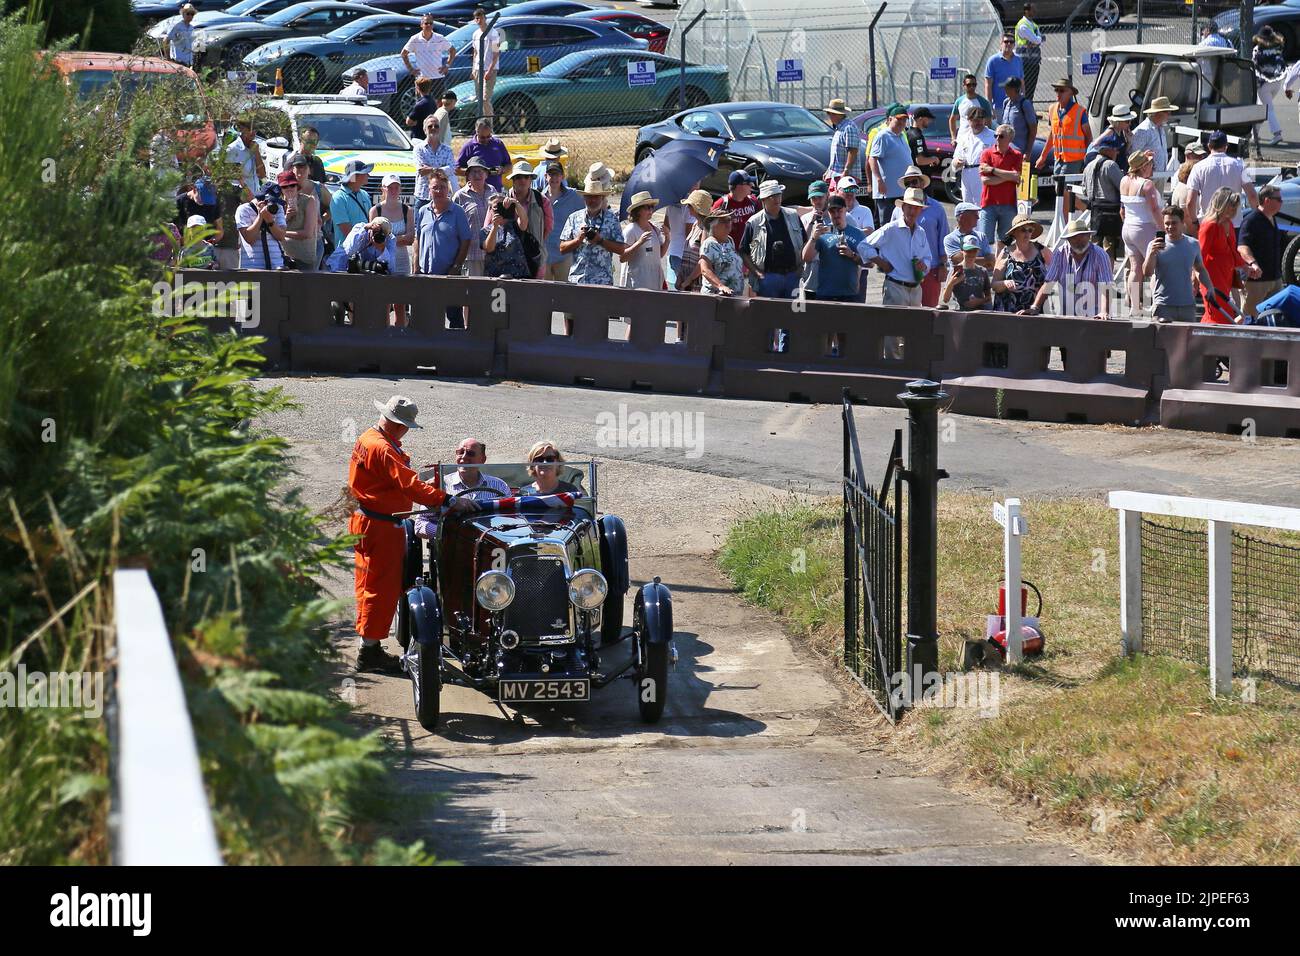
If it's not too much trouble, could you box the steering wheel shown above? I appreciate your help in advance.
[453,487,506,500]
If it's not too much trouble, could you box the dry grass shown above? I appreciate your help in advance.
[719,490,1300,864]
[497,125,640,184]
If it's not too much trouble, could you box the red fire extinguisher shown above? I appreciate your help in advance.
[989,579,1045,659]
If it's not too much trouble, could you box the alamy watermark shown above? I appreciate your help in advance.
[595,403,704,459]
[151,275,261,328]
[890,666,1001,717]
[0,665,103,719]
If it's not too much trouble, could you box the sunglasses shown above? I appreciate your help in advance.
[533,455,559,463]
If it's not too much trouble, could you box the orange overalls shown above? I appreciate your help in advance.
[348,425,447,640]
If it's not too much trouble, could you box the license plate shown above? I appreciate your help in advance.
[498,678,590,702]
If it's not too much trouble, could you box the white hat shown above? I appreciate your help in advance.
[381,172,401,188]
[894,186,927,209]
[508,159,534,179]
[373,395,421,429]
[897,164,931,190]
[757,179,785,199]
[586,161,614,187]
[185,214,208,229]
[1061,218,1094,238]
[836,175,859,193]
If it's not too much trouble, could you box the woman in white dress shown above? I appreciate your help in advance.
[1119,151,1162,315]
[617,190,668,290]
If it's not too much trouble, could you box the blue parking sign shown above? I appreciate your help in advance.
[1082,52,1101,76]
[628,60,657,87]
[930,56,956,81]
[776,58,804,83]
[370,68,397,96]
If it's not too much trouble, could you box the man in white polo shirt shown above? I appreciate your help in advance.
[402,14,455,87]
[469,7,502,117]
[1185,130,1257,230]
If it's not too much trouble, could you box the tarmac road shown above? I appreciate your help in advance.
[262,372,1297,864]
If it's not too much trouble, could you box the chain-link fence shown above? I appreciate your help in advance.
[1140,516,1300,688]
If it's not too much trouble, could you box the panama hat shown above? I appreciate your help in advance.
[580,176,611,196]
[626,190,658,213]
[373,396,422,429]
[1107,104,1135,124]
[541,137,567,157]
[823,97,849,115]
[586,161,614,186]
[1004,213,1042,242]
[681,189,714,218]
[508,159,534,179]
[1143,96,1177,114]
[1060,218,1094,239]
[1127,150,1154,173]
[894,186,928,209]
[757,179,786,199]
[898,164,931,190]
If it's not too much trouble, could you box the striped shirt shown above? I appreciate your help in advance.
[828,119,864,180]
[1044,241,1113,315]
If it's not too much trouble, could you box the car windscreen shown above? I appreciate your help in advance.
[228,0,273,12]
[328,17,384,40]
[307,112,410,149]
[264,3,318,26]
[720,106,829,139]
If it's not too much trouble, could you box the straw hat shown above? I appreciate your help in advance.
[824,97,849,115]
[1143,96,1177,114]
[1127,150,1154,173]
[681,189,714,218]
[541,137,567,157]
[897,164,931,190]
[625,190,658,213]
[508,159,534,179]
[373,396,422,429]
[1060,218,1094,239]
[580,176,610,196]
[894,186,927,209]
[1003,213,1042,242]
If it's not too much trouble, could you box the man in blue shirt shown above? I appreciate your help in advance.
[868,105,913,227]
[943,202,993,267]
[542,161,583,281]
[999,76,1038,154]
[330,159,374,247]
[984,34,1024,111]
[800,195,867,302]
[861,188,934,307]
[415,169,472,328]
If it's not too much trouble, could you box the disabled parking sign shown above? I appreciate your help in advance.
[776,58,804,83]
[628,60,657,87]
[1082,52,1101,76]
[370,68,397,95]
[930,56,956,81]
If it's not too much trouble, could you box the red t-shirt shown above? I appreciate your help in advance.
[979,145,1023,208]
[713,193,759,250]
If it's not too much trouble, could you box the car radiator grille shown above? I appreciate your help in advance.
[505,555,570,640]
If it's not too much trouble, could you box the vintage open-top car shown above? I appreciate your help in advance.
[394,459,675,732]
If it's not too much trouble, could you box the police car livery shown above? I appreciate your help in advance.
[260,94,418,205]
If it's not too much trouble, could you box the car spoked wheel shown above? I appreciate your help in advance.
[283,55,321,93]
[395,78,417,122]
[408,636,441,731]
[1092,0,1121,29]
[223,40,257,70]
[495,94,538,134]
[1283,233,1300,286]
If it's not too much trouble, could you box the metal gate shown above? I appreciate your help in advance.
[842,397,903,722]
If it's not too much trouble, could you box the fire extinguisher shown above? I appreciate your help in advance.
[990,579,1045,659]
[274,67,284,97]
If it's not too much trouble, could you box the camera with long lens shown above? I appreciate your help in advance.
[347,256,390,275]
[257,183,284,214]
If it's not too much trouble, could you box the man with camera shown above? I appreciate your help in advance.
[557,173,626,285]
[325,217,396,274]
[234,173,291,270]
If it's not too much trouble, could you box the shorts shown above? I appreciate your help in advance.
[1153,303,1199,323]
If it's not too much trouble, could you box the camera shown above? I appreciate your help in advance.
[498,197,516,215]
[582,224,601,242]
[347,255,390,275]
[257,183,284,213]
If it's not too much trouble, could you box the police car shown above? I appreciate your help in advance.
[260,94,418,205]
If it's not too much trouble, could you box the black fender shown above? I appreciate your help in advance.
[635,577,673,645]
[598,514,630,595]
[406,584,442,646]
[402,518,423,590]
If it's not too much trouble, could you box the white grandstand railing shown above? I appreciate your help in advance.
[1108,491,1300,699]
[112,569,222,866]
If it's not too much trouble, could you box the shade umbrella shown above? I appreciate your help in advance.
[618,138,722,220]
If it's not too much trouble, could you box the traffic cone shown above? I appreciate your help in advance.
[274,68,284,97]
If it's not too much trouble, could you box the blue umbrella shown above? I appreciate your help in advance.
[618,138,722,219]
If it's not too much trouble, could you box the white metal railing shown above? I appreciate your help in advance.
[1108,491,1300,699]
[112,569,221,865]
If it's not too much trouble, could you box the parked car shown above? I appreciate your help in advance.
[396,460,674,732]
[51,52,216,159]
[410,0,532,27]
[260,94,419,204]
[243,13,450,92]
[133,0,240,29]
[636,101,834,203]
[355,15,647,121]
[191,0,386,71]
[507,0,598,16]
[568,10,670,53]
[1216,2,1300,59]
[146,0,303,43]
[450,47,728,133]
[988,0,1238,29]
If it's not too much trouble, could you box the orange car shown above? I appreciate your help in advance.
[49,52,216,158]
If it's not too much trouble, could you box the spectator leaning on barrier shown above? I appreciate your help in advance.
[999,76,1038,156]
[698,210,743,296]
[326,216,396,274]
[741,179,805,299]
[507,160,549,277]
[979,124,1022,255]
[950,74,992,140]
[905,107,941,173]
[1014,3,1044,99]
[801,194,867,303]
[944,201,993,268]
[860,188,933,308]
[953,108,995,207]
[557,172,625,286]
[1037,78,1090,179]
[984,34,1023,111]
[1129,96,1175,177]
[414,169,470,282]
[890,166,948,307]
[1238,184,1286,316]
[1198,187,1256,323]
[163,4,197,67]
[825,98,863,184]
[287,151,329,268]
[869,104,913,226]
[1083,132,1124,259]
[544,162,583,281]
[1170,141,1207,211]
[1253,26,1287,146]
[1120,150,1162,314]
[797,179,831,298]
[1023,219,1112,319]
[1185,130,1256,231]
[618,191,668,290]
[992,213,1051,313]
[1143,205,1214,324]
[331,159,374,246]
[457,118,511,190]
[341,68,369,99]
[280,168,320,273]
[452,156,498,279]
[415,117,458,215]
[481,192,532,280]
[942,236,993,311]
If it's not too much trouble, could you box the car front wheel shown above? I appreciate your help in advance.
[1092,0,1121,28]
[409,636,441,731]
[1282,232,1300,285]
[222,40,257,70]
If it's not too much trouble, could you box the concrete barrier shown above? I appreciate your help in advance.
[171,269,287,366]
[932,310,1163,425]
[1156,323,1300,438]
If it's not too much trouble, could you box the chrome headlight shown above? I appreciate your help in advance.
[568,569,607,610]
[475,570,515,611]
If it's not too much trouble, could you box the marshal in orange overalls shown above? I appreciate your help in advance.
[348,424,447,640]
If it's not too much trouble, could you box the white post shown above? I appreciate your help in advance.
[1004,498,1023,665]
[1119,508,1143,655]
[1207,520,1233,699]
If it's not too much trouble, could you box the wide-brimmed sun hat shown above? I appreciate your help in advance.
[824,97,849,115]
[894,187,927,209]
[1107,104,1135,124]
[1128,150,1154,173]
[1051,77,1078,93]
[541,137,566,157]
[757,179,785,199]
[898,164,931,190]
[1005,213,1043,242]
[1061,218,1094,239]
[374,396,422,429]
[681,189,714,218]
[508,159,534,179]
[626,190,658,213]
[580,176,610,196]
[341,159,373,181]
[1143,96,1177,114]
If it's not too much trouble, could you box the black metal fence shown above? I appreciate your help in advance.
[842,399,903,721]
[1141,517,1300,687]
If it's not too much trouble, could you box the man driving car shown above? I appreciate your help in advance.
[412,437,510,539]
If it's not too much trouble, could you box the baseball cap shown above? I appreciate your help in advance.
[342,159,374,179]
[808,179,829,198]
[961,235,981,251]
[1095,131,1124,152]
[185,214,208,230]
[954,201,980,217]
[381,172,402,188]
[1207,130,1228,147]
[913,106,934,119]
[886,103,908,117]
[286,151,310,167]
[728,169,752,187]
[837,176,859,193]
[275,169,298,188]
[826,194,847,209]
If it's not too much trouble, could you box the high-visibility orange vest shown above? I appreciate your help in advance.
[1048,101,1087,163]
